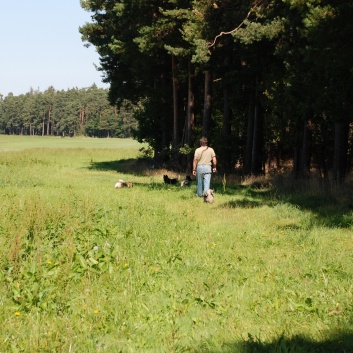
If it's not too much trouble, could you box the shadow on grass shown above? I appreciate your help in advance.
[88,158,151,175]
[284,194,353,228]
[217,183,353,229]
[202,331,353,353]
[88,158,353,228]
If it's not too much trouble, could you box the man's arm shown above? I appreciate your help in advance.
[212,156,217,173]
[192,157,198,176]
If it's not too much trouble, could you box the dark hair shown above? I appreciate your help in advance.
[200,137,208,146]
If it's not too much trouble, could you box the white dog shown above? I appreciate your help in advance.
[115,179,125,188]
[115,179,133,188]
[204,189,214,203]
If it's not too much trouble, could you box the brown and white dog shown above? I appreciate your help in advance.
[115,179,133,188]
[204,189,214,203]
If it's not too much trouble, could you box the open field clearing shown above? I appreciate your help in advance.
[0,135,140,151]
[0,136,352,352]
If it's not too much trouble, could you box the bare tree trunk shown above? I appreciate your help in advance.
[42,114,45,136]
[80,106,85,133]
[333,121,349,182]
[268,143,280,172]
[293,120,312,178]
[159,63,170,160]
[46,106,51,135]
[222,87,233,172]
[202,70,212,137]
[186,62,195,146]
[186,62,195,167]
[221,53,233,173]
[244,92,255,175]
[222,87,232,138]
[251,100,264,175]
[293,127,301,178]
[300,120,312,178]
[172,55,179,151]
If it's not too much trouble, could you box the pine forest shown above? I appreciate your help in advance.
[2,0,353,179]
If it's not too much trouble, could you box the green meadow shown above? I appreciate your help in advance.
[0,135,352,353]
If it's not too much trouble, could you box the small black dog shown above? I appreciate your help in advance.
[163,175,178,185]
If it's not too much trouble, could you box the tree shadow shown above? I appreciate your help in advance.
[88,159,353,229]
[217,183,353,229]
[201,330,353,353]
[284,194,353,228]
[88,157,152,175]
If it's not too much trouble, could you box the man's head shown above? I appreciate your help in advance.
[200,137,208,146]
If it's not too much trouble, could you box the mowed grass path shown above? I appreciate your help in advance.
[0,135,352,352]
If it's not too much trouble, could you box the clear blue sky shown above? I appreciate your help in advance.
[0,0,109,97]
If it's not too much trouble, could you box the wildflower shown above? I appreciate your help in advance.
[15,312,20,316]
[124,263,128,267]
[46,261,52,265]
[93,246,99,251]
[94,310,99,314]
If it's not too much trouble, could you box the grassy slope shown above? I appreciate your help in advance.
[0,136,352,352]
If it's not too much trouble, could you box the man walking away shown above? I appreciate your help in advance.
[192,137,217,197]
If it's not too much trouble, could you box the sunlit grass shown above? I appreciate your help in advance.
[0,136,352,352]
[0,135,141,151]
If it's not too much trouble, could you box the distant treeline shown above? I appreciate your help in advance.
[0,84,137,138]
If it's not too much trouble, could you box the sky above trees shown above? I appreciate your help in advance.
[0,0,109,96]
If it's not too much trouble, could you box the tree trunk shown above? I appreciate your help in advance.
[251,100,264,175]
[244,92,255,175]
[186,62,194,146]
[80,106,85,133]
[186,62,195,167]
[299,119,312,178]
[293,127,301,178]
[293,120,312,178]
[172,55,179,151]
[46,106,51,135]
[222,87,232,138]
[42,114,45,136]
[333,121,349,182]
[221,52,233,173]
[160,62,170,160]
[202,70,212,137]
[268,142,280,172]
[221,86,233,172]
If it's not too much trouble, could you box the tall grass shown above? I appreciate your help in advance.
[0,136,352,352]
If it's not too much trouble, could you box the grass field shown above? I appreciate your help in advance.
[0,135,140,151]
[0,135,352,352]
